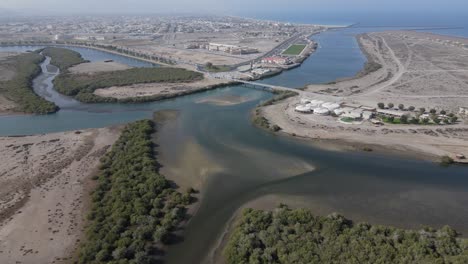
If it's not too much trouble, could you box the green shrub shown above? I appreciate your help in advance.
[225,207,468,264]
[0,52,58,114]
[42,47,87,71]
[78,120,193,263]
[440,155,454,166]
[54,67,203,102]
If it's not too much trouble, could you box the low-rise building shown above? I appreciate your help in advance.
[207,43,259,55]
[313,108,330,116]
[376,109,406,117]
[261,56,291,65]
[295,105,312,113]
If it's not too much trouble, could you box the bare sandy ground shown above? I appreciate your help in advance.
[196,94,251,106]
[68,61,131,74]
[260,97,468,161]
[115,32,290,66]
[0,127,120,263]
[306,31,468,112]
[94,77,232,99]
[258,31,468,160]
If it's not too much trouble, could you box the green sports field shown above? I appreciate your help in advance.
[282,44,307,55]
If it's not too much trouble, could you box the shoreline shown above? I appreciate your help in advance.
[259,29,468,163]
[251,106,440,163]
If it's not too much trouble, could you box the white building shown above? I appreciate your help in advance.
[322,102,341,111]
[261,56,291,65]
[313,108,330,115]
[295,105,312,113]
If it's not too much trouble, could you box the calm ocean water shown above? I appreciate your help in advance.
[242,12,468,37]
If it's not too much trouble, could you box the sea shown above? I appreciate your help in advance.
[240,11,468,38]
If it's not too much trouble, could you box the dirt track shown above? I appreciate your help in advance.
[261,31,468,160]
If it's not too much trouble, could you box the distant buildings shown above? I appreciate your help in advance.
[261,56,291,65]
[186,42,259,55]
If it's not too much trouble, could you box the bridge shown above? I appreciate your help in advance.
[231,79,302,94]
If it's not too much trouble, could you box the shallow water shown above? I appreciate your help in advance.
[0,28,467,264]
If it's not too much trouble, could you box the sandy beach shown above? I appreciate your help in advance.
[0,127,121,263]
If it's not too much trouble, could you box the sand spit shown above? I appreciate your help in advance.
[94,77,232,100]
[0,127,120,264]
[196,94,251,106]
[260,98,468,161]
[68,61,132,74]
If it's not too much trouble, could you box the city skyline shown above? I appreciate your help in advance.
[1,0,468,15]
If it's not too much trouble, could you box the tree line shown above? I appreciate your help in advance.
[0,51,58,114]
[41,47,88,71]
[78,120,194,263]
[53,67,203,103]
[225,206,468,264]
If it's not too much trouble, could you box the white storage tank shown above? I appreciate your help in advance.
[322,102,341,111]
[313,108,330,115]
[295,105,312,113]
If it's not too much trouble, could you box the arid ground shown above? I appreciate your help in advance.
[260,31,468,160]
[0,127,120,263]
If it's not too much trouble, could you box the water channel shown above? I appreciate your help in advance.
[1,27,467,263]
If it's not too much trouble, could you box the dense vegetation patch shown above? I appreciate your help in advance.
[78,120,193,263]
[0,52,58,114]
[252,90,298,132]
[203,63,232,72]
[41,47,87,71]
[282,44,306,56]
[54,67,204,103]
[225,206,468,264]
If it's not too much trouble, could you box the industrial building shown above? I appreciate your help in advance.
[261,56,292,65]
[186,42,259,55]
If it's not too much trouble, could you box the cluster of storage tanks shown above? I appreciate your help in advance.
[295,98,341,115]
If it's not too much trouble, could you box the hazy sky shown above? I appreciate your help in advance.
[1,0,467,14]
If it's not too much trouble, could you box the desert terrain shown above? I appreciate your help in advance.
[306,30,468,112]
[260,31,468,160]
[0,127,120,263]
